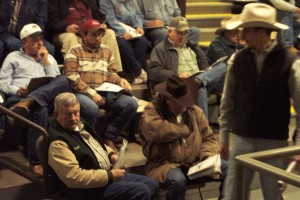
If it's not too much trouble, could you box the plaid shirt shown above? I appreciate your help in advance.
[64,41,120,97]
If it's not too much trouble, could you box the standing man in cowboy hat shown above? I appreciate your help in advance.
[218,3,300,200]
[140,75,228,200]
[207,16,243,65]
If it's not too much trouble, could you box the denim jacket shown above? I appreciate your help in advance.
[100,0,144,36]
[0,0,47,36]
[137,0,181,26]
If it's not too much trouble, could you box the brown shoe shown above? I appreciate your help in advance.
[10,98,35,117]
[104,138,119,153]
[30,164,43,177]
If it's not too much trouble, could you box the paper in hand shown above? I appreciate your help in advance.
[113,139,128,169]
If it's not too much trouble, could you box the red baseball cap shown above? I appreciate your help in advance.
[81,19,105,34]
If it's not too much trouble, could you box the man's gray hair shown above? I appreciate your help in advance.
[54,92,79,111]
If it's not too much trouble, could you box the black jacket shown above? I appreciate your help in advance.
[47,0,105,35]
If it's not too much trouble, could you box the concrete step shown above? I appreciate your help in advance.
[187,13,234,28]
[131,83,149,101]
[186,2,232,15]
[200,27,218,43]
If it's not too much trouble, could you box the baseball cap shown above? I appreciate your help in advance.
[81,19,105,34]
[20,23,43,40]
[169,16,190,32]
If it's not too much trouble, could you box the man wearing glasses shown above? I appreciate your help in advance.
[147,16,226,118]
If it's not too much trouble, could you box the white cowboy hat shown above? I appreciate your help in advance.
[225,3,288,30]
[215,15,241,35]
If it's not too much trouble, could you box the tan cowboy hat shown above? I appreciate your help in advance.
[154,75,198,107]
[225,3,288,30]
[215,15,240,35]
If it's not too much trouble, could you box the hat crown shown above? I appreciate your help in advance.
[166,76,189,98]
[224,3,288,30]
[20,23,42,40]
[169,16,190,32]
[241,3,276,24]
[81,19,102,34]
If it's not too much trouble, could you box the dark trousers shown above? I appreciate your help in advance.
[102,172,159,200]
[116,36,148,78]
[165,160,228,200]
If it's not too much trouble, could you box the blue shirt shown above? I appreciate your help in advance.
[0,49,60,95]
[137,0,181,26]
[100,0,144,36]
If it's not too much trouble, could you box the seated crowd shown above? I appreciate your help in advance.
[1,1,300,200]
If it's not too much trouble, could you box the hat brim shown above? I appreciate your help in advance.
[154,78,198,107]
[226,20,288,30]
[87,27,105,33]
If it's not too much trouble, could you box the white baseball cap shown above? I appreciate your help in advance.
[20,23,43,40]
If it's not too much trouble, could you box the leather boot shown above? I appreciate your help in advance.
[10,97,35,117]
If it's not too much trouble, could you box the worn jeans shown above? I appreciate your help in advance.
[277,10,294,48]
[0,32,55,56]
[116,36,148,78]
[223,134,288,200]
[6,75,69,164]
[100,172,159,200]
[195,62,227,117]
[145,26,201,47]
[165,160,228,200]
[76,92,138,141]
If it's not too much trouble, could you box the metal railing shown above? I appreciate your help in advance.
[235,145,300,199]
[0,104,49,196]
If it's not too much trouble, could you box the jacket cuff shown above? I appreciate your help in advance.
[107,170,113,184]
[108,152,115,162]
[86,87,97,98]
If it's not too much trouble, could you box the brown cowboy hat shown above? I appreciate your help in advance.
[155,75,198,107]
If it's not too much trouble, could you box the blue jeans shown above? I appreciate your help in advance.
[166,160,228,200]
[223,134,288,200]
[76,92,138,141]
[195,62,226,117]
[277,10,294,47]
[145,26,201,47]
[116,36,148,78]
[101,172,159,200]
[0,32,55,56]
[6,75,69,164]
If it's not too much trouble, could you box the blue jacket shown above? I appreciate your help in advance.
[100,0,144,36]
[0,0,47,36]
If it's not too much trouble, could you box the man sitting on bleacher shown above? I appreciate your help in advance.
[0,24,69,176]
[48,92,159,200]
[140,76,227,200]
[147,16,227,118]
[64,19,138,152]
